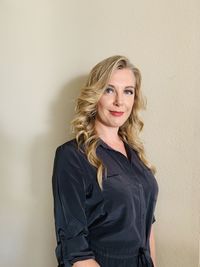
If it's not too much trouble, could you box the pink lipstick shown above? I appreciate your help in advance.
[110,111,124,117]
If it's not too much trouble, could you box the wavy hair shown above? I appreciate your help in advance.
[71,55,156,189]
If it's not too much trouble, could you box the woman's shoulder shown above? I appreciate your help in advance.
[56,139,80,156]
[54,139,96,182]
[55,139,84,160]
[58,138,78,150]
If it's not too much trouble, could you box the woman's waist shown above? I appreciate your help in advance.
[89,239,147,257]
[88,226,144,250]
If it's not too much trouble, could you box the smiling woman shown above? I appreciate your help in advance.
[96,68,136,130]
[52,55,159,267]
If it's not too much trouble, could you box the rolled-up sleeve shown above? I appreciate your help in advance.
[52,145,95,266]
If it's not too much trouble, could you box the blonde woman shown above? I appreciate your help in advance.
[52,55,159,267]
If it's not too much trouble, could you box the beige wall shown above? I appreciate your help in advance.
[0,1,199,266]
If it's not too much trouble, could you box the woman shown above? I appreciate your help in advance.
[52,55,159,267]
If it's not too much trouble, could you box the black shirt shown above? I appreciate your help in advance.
[52,139,159,266]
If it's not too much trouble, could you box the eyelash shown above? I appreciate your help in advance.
[124,89,134,95]
[104,87,134,95]
[104,87,114,94]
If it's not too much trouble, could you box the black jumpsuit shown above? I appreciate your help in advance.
[52,139,159,267]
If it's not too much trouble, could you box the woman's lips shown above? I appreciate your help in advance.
[109,111,124,117]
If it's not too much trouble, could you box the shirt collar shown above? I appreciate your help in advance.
[97,138,133,162]
[97,138,112,150]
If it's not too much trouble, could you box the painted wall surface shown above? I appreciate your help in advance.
[0,1,199,266]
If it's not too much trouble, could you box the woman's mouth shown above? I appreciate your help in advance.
[109,111,124,117]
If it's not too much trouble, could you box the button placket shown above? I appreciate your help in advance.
[138,183,146,246]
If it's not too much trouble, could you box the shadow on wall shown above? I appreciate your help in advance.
[25,75,87,267]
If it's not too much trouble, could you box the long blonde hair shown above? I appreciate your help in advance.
[72,55,156,189]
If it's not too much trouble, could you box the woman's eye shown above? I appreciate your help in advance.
[124,89,134,95]
[104,87,114,94]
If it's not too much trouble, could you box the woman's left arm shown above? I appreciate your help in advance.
[150,225,157,267]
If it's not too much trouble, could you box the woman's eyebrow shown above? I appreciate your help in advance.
[107,84,135,89]
[124,86,135,89]
[107,84,115,88]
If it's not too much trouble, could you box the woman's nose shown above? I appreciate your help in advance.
[114,92,124,106]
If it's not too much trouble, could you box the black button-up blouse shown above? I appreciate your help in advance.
[52,139,159,266]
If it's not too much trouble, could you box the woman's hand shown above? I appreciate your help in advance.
[73,259,100,267]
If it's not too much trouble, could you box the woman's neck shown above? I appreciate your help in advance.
[95,121,122,144]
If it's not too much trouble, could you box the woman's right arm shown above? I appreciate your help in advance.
[52,144,98,266]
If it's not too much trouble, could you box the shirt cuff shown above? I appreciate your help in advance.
[57,234,95,266]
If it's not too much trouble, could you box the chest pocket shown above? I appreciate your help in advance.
[102,172,146,228]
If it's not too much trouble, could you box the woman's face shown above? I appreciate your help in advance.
[95,68,136,130]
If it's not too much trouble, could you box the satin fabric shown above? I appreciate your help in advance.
[52,139,158,266]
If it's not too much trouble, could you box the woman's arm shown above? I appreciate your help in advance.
[52,145,96,265]
[73,259,100,267]
[150,225,157,267]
